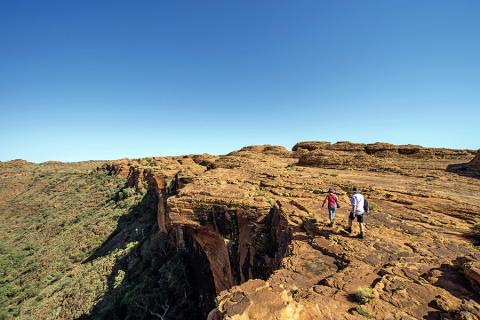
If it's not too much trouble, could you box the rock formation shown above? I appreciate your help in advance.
[296,141,476,177]
[101,141,480,319]
[2,141,479,320]
[471,150,480,168]
[447,149,480,178]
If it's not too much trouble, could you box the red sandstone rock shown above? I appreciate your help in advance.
[327,141,366,152]
[292,141,331,152]
[100,142,480,319]
[456,256,480,293]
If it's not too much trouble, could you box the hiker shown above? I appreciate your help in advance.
[322,187,339,227]
[346,187,368,239]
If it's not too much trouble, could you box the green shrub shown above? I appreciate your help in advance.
[352,287,375,304]
[354,305,372,318]
[118,187,136,201]
[113,270,125,289]
[0,309,12,320]
[473,222,480,242]
[0,163,133,319]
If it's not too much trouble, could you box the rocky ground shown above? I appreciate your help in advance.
[1,142,479,320]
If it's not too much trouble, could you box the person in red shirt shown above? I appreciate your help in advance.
[322,187,339,227]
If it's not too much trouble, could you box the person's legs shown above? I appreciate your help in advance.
[357,215,366,239]
[328,207,335,225]
[359,223,365,234]
[346,211,354,232]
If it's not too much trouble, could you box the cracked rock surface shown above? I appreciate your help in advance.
[2,142,479,320]
[142,142,480,319]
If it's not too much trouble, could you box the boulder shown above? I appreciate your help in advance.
[456,256,480,292]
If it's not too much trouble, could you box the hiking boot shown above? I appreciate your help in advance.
[357,232,366,239]
[344,227,352,233]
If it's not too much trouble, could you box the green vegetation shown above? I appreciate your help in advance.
[117,186,136,200]
[354,305,373,318]
[0,162,129,319]
[473,221,480,243]
[352,287,375,304]
[88,234,202,320]
[0,161,215,319]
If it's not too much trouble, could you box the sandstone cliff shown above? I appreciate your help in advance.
[111,142,480,319]
[1,142,479,320]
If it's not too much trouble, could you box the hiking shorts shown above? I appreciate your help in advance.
[349,211,364,223]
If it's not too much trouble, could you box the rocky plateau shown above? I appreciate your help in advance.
[1,141,480,320]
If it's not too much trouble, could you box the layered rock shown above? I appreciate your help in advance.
[236,144,291,156]
[294,141,474,159]
[102,142,480,320]
[456,256,480,293]
[167,167,292,293]
[292,141,331,152]
[296,141,475,176]
[447,149,480,177]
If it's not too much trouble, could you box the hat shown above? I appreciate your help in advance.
[328,187,335,193]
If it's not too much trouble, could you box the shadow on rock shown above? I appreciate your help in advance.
[431,264,480,303]
[446,163,480,179]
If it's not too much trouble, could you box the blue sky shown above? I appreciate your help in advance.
[1,1,479,162]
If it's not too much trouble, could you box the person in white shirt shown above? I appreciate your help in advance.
[346,187,366,239]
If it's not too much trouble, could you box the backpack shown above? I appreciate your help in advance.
[363,198,369,213]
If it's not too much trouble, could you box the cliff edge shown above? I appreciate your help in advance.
[1,142,479,320]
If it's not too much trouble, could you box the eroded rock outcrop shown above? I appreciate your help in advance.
[296,141,476,177]
[447,150,480,178]
[102,142,480,320]
[167,167,292,293]
[294,141,473,159]
[236,144,291,156]
[471,150,480,168]
[457,256,480,293]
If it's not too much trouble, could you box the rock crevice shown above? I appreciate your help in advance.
[98,142,480,320]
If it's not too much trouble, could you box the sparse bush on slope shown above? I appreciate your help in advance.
[0,163,129,319]
[352,287,375,304]
[473,222,480,244]
[0,162,215,320]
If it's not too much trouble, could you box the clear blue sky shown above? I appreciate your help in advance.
[1,1,479,162]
